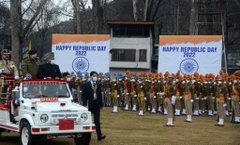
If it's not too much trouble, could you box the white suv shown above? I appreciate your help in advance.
[0,79,95,145]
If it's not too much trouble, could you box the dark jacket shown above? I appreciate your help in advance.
[82,81,103,112]
[36,63,62,79]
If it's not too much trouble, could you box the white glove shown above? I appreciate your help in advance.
[153,96,156,99]
[126,93,129,95]
[227,97,231,100]
[171,96,176,105]
[160,92,165,96]
[117,95,120,98]
[196,97,199,100]
[223,103,227,107]
[144,97,147,100]
[180,96,183,99]
[134,95,137,97]
[191,99,194,103]
[15,76,20,80]
[212,97,215,99]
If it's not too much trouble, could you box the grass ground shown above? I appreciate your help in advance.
[0,107,239,145]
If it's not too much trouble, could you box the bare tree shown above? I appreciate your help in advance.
[10,0,48,67]
[92,0,104,33]
[189,0,198,35]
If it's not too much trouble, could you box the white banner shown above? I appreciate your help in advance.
[52,34,110,74]
[158,35,222,75]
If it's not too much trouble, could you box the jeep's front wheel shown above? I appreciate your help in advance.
[74,133,91,145]
[20,122,33,145]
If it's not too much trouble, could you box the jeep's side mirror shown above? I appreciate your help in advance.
[13,89,20,105]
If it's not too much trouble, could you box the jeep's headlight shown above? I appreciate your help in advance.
[80,113,88,122]
[40,114,49,123]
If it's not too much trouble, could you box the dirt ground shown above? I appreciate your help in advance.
[0,107,239,145]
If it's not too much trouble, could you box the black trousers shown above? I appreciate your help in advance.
[93,108,102,139]
[85,107,102,144]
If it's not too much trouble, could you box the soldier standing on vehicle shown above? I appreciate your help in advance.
[21,49,40,79]
[0,49,19,104]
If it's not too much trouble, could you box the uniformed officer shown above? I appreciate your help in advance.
[215,76,226,126]
[130,73,138,112]
[163,73,174,127]
[0,49,19,78]
[231,76,240,123]
[111,75,119,113]
[21,49,40,79]
[0,49,19,104]
[183,76,193,122]
[123,71,131,111]
[137,73,146,116]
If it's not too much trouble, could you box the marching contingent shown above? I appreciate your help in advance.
[67,70,240,127]
[0,48,239,131]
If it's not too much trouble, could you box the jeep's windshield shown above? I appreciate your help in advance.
[22,83,70,98]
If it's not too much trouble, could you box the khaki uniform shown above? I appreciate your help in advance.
[174,82,182,115]
[215,83,226,126]
[208,82,216,115]
[104,79,111,106]
[149,81,157,113]
[21,57,40,78]
[0,60,19,77]
[130,81,137,111]
[163,83,174,118]
[111,81,119,107]
[156,80,164,112]
[232,83,240,122]
[123,80,131,110]
[163,82,174,126]
[193,81,201,115]
[0,60,19,105]
[183,81,193,122]
[136,81,145,115]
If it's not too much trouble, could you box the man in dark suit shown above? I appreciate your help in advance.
[36,52,62,79]
[82,71,106,142]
